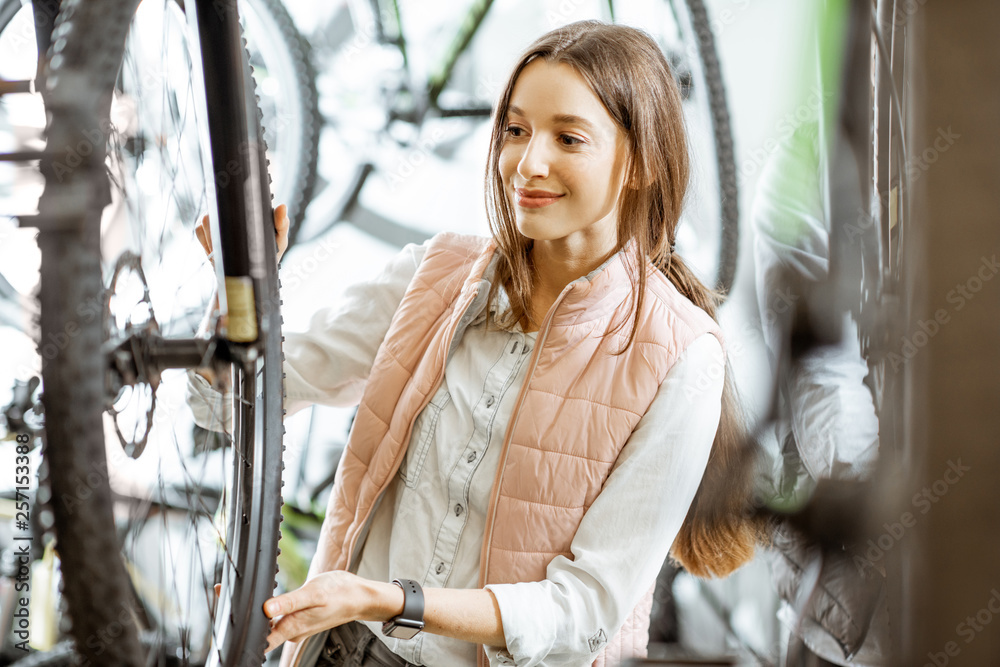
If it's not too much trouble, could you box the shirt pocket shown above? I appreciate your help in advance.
[398,385,451,489]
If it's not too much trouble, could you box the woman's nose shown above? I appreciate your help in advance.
[517,136,549,181]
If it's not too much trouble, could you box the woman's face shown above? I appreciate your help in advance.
[499,59,628,254]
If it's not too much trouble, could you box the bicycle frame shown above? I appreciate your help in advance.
[424,0,495,114]
[363,0,495,122]
[368,0,621,120]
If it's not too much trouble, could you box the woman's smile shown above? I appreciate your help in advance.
[515,187,565,208]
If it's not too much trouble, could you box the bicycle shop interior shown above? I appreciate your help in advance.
[1,0,998,666]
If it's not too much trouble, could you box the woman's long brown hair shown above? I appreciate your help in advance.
[484,21,764,577]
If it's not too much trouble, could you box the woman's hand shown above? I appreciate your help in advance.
[193,205,289,383]
[262,576,508,653]
[195,203,290,266]
[262,571,404,653]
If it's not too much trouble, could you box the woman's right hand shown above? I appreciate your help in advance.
[195,203,290,267]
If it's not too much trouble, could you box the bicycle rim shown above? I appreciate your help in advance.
[37,0,283,665]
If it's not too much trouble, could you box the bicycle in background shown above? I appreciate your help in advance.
[296,0,740,297]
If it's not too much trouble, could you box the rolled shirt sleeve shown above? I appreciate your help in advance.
[485,333,725,666]
[184,241,427,432]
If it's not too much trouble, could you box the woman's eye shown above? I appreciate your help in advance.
[559,134,583,146]
[505,125,525,137]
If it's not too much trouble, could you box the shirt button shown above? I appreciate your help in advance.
[455,504,463,516]
[467,451,477,463]
[436,562,444,574]
[485,395,495,408]
[521,346,530,355]
[510,342,519,354]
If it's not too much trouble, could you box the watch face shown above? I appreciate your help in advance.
[388,623,421,640]
[383,619,423,640]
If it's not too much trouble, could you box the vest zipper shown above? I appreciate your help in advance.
[477,286,572,588]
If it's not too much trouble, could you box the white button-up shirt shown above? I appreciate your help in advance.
[187,240,724,667]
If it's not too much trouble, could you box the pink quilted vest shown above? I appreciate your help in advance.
[283,232,723,667]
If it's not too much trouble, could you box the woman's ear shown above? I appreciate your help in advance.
[623,156,653,191]
[612,141,638,195]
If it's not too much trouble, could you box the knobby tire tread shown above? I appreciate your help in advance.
[37,0,284,665]
[251,0,321,249]
[224,29,287,664]
[36,225,146,667]
[38,1,146,664]
[682,0,740,297]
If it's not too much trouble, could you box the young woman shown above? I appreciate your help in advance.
[191,19,761,667]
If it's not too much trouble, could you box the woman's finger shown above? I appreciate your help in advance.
[264,610,318,653]
[263,586,317,619]
[195,215,212,252]
[195,215,215,268]
[274,204,289,262]
[264,622,288,653]
[198,205,288,267]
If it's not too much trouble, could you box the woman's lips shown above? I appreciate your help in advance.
[516,188,564,208]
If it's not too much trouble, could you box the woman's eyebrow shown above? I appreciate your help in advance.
[508,105,597,134]
[551,114,597,134]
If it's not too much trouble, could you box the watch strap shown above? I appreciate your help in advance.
[392,578,424,623]
[382,578,424,639]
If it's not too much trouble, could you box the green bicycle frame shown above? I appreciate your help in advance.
[372,0,619,114]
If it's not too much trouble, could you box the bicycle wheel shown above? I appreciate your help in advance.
[36,0,283,665]
[676,0,739,297]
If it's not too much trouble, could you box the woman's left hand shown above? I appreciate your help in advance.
[195,203,290,267]
[263,571,382,653]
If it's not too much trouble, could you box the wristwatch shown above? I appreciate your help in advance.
[382,578,425,640]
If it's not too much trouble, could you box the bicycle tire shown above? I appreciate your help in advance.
[37,0,284,665]
[678,0,740,298]
[243,0,321,242]
[37,1,145,662]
